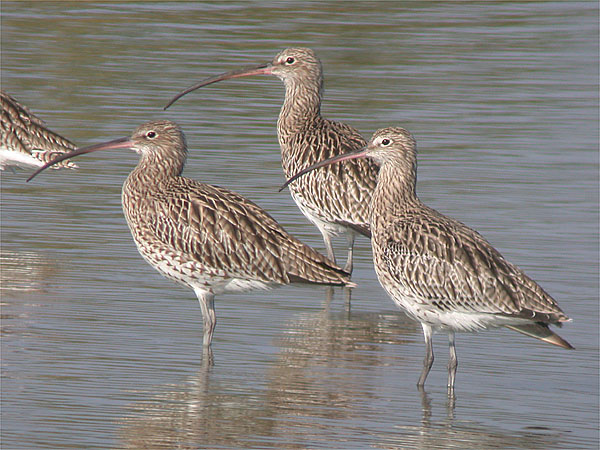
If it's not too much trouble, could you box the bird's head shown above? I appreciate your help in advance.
[27,120,187,181]
[164,47,323,109]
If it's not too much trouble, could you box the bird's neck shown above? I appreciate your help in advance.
[370,161,421,228]
[145,150,186,177]
[277,78,323,141]
[125,153,185,193]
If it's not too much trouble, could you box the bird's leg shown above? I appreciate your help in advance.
[447,331,458,390]
[446,389,456,417]
[320,230,336,265]
[195,289,217,350]
[343,232,356,274]
[418,323,434,387]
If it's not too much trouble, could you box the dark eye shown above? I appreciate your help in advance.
[146,131,157,139]
[381,138,391,146]
[285,57,295,64]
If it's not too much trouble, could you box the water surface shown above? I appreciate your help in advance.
[2,2,598,449]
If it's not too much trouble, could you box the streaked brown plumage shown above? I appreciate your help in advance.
[27,120,351,359]
[165,47,378,274]
[283,127,573,390]
[0,90,77,171]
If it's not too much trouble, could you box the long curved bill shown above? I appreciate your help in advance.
[279,147,369,192]
[27,136,133,182]
[164,63,273,110]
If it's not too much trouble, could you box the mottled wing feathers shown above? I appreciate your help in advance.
[282,118,376,235]
[139,177,349,286]
[1,90,77,169]
[381,208,569,323]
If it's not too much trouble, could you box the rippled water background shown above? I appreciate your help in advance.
[1,2,598,449]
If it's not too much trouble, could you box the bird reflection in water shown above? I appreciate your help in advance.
[116,289,560,450]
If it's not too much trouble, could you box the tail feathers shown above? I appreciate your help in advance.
[286,248,355,287]
[277,228,355,287]
[289,274,355,287]
[288,262,355,287]
[506,323,574,350]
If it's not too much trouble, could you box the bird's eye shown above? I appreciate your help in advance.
[285,57,295,65]
[146,131,157,139]
[381,138,391,146]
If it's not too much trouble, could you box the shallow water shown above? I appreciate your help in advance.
[1,2,598,449]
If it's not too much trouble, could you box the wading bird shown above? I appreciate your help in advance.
[1,90,77,171]
[28,120,353,361]
[282,127,573,389]
[165,48,377,274]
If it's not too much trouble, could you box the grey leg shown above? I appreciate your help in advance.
[320,230,336,265]
[418,323,434,387]
[194,288,217,349]
[343,232,356,274]
[447,331,458,389]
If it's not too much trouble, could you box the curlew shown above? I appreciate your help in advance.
[165,47,378,274]
[1,90,77,171]
[28,120,352,359]
[283,127,573,389]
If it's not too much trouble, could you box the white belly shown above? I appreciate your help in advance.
[136,241,278,296]
[0,147,42,171]
[289,188,349,237]
[374,263,530,333]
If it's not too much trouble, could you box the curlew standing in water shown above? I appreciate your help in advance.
[28,120,352,359]
[283,127,573,389]
[1,90,77,171]
[165,47,377,274]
